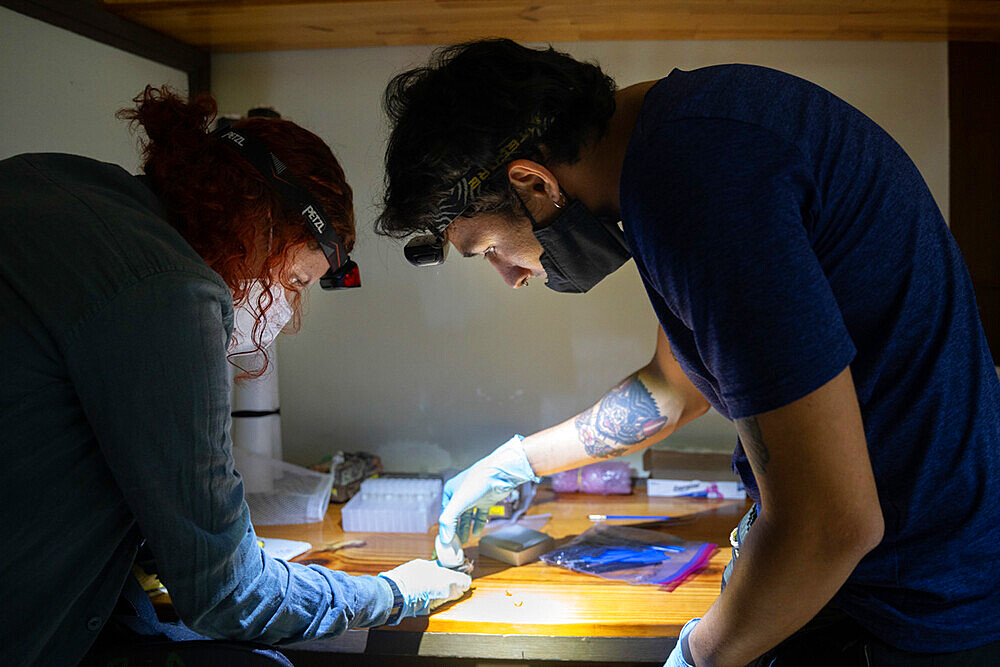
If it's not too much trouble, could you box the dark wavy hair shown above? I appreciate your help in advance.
[118,86,354,377]
[375,39,616,239]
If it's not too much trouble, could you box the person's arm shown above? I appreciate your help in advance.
[436,325,710,547]
[525,325,710,475]
[63,271,392,643]
[687,366,884,666]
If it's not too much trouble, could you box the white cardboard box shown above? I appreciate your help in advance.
[647,478,746,500]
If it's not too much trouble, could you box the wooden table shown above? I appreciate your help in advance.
[256,485,749,663]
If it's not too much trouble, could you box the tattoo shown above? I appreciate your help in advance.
[735,416,770,474]
[575,374,669,459]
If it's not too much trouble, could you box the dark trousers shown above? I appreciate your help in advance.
[746,605,1000,666]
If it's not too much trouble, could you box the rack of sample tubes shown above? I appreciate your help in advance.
[341,477,442,533]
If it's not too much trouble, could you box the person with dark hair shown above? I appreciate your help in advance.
[0,86,469,665]
[378,40,1000,665]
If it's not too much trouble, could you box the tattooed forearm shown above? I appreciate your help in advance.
[735,416,770,474]
[575,373,669,459]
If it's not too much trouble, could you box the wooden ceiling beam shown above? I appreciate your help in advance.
[99,1,1000,52]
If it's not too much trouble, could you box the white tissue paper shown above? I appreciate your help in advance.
[259,537,312,561]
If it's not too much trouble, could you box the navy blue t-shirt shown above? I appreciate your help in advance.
[620,65,1000,652]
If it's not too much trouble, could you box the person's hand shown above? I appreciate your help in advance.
[379,559,472,621]
[663,618,700,667]
[434,532,467,569]
[439,435,540,544]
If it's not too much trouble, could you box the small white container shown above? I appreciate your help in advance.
[646,478,746,500]
[341,478,442,533]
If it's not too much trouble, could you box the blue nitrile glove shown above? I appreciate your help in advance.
[439,435,540,544]
[378,559,472,622]
[435,532,466,569]
[664,618,700,667]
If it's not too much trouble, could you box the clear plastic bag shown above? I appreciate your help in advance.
[551,461,632,494]
[540,523,716,590]
[233,446,333,525]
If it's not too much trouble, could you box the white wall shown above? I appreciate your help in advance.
[0,7,187,171]
[213,40,948,474]
[0,12,955,473]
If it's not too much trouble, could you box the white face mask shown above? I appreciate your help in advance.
[228,281,293,356]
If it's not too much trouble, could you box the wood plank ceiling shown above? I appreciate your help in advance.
[101,1,1000,52]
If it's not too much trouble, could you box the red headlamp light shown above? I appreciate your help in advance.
[320,259,361,290]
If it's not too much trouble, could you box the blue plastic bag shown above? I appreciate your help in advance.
[540,523,716,589]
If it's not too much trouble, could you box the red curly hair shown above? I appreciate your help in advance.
[118,86,354,377]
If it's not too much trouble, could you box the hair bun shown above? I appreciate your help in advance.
[117,85,217,151]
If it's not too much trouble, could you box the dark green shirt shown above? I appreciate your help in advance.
[0,154,390,665]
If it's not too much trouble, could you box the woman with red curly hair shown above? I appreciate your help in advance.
[0,88,469,665]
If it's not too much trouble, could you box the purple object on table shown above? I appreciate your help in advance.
[551,461,632,495]
[551,468,579,493]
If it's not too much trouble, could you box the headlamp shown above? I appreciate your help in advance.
[320,258,361,289]
[212,125,360,291]
[403,234,449,267]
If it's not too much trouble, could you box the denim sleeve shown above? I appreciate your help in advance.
[62,271,392,643]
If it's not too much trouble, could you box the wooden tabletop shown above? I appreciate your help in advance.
[257,485,749,661]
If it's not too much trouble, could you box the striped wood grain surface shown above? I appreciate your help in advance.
[258,486,749,637]
[100,1,1000,52]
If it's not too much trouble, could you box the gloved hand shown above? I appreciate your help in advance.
[663,618,700,667]
[434,532,467,569]
[379,559,472,621]
[439,435,540,544]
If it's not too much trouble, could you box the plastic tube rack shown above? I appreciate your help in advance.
[341,478,442,533]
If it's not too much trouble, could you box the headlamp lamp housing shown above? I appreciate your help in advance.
[403,234,449,267]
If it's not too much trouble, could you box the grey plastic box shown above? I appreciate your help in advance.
[478,525,554,566]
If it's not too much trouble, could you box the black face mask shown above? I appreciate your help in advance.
[532,198,632,293]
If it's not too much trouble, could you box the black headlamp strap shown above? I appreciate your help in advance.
[430,113,553,235]
[210,126,354,285]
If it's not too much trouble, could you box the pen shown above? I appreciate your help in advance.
[588,514,674,521]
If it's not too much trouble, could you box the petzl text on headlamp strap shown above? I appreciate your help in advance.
[211,126,348,271]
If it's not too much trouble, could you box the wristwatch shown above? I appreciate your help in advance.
[380,576,405,625]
